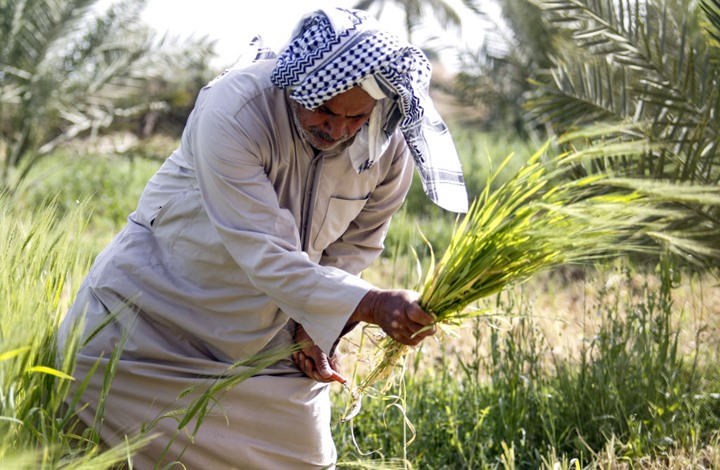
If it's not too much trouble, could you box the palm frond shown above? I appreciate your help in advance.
[7,0,97,69]
[1,0,215,189]
[702,0,720,44]
[423,0,463,31]
[526,0,720,185]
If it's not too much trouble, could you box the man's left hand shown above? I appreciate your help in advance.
[292,324,342,383]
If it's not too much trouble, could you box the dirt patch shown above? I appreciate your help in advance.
[340,265,720,383]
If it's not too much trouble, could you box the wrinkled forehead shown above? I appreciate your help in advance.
[321,86,377,115]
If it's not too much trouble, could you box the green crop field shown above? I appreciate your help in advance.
[2,132,719,469]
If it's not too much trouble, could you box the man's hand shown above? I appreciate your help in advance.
[350,289,436,346]
[291,323,344,383]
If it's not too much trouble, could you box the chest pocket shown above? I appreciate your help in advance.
[312,195,369,252]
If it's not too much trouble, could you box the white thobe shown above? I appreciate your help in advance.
[59,59,414,469]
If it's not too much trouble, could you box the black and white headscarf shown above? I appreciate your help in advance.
[262,8,468,213]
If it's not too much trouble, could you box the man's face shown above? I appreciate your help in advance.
[291,86,376,152]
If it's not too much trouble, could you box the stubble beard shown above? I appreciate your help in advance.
[290,102,354,152]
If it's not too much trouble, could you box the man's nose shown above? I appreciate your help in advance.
[325,117,349,140]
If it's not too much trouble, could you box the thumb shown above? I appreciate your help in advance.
[314,350,333,379]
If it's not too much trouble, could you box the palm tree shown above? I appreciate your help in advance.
[522,0,720,265]
[449,0,559,133]
[0,0,214,191]
[353,0,480,44]
[527,0,719,182]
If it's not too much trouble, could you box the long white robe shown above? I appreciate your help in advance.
[59,59,413,469]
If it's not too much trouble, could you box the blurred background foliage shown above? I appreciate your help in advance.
[4,0,720,265]
[0,0,215,191]
[2,0,719,272]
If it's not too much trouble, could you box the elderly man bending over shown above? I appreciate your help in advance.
[59,7,467,469]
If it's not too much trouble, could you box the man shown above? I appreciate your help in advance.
[59,7,467,469]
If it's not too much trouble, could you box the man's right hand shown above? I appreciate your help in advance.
[349,289,436,346]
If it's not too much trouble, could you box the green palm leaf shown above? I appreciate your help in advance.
[528,0,720,184]
[520,0,720,259]
[0,0,215,189]
[354,0,463,42]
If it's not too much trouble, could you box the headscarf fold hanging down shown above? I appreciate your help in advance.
[250,8,468,213]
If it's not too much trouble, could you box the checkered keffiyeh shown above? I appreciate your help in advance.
[269,8,467,213]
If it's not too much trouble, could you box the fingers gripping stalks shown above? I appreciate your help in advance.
[350,289,437,347]
[291,324,344,383]
[292,289,437,422]
[338,290,437,421]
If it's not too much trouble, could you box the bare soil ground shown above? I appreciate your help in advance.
[339,262,720,381]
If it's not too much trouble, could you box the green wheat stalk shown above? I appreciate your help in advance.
[342,141,718,419]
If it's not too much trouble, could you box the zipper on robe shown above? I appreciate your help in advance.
[299,153,324,251]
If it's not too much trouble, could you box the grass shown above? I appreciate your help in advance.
[10,134,169,256]
[3,131,720,468]
[0,193,302,469]
[0,195,148,468]
[333,264,720,469]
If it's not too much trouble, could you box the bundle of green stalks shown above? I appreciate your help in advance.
[341,141,717,419]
